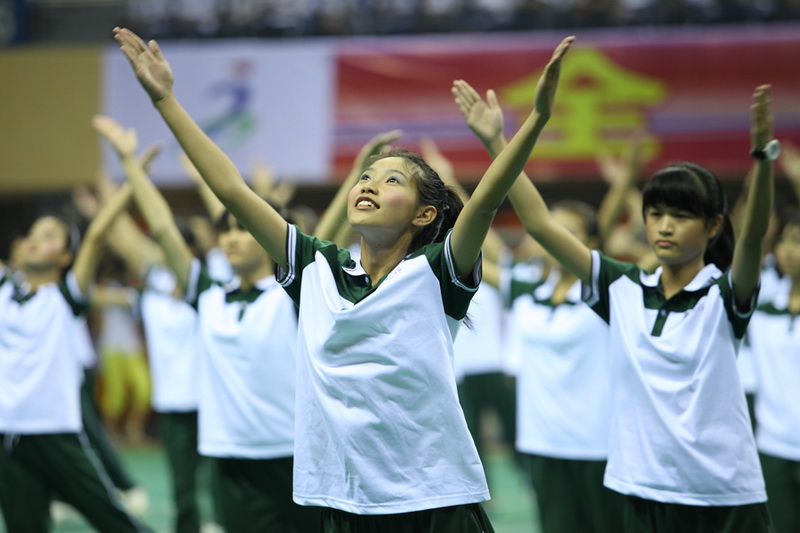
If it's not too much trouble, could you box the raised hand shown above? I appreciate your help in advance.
[113,27,174,102]
[92,115,138,159]
[750,84,773,152]
[534,36,575,120]
[451,80,504,146]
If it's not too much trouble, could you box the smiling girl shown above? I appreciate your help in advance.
[112,25,573,532]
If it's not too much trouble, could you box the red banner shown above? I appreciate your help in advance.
[333,26,800,181]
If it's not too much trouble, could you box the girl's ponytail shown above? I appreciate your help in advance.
[705,213,734,271]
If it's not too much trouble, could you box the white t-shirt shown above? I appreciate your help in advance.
[0,269,87,433]
[583,251,766,506]
[279,225,489,514]
[185,259,297,459]
[749,276,800,461]
[140,265,201,412]
[506,270,612,460]
[453,282,506,381]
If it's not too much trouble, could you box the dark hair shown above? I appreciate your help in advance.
[368,148,464,254]
[552,199,600,247]
[641,162,734,270]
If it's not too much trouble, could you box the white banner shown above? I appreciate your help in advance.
[102,39,335,185]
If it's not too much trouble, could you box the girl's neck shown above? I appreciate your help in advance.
[236,261,273,291]
[22,266,61,292]
[658,257,707,299]
[359,234,413,284]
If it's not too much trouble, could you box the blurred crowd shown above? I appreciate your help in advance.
[126,0,800,39]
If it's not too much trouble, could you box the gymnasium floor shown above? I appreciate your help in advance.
[2,446,541,533]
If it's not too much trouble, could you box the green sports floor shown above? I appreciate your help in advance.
[1,445,542,533]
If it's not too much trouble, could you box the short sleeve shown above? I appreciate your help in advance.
[277,224,343,306]
[719,272,759,339]
[582,250,638,324]
[420,230,480,320]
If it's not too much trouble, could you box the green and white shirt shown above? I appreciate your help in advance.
[506,270,612,460]
[278,224,489,514]
[748,276,800,461]
[583,250,765,505]
[186,259,297,459]
[0,268,88,433]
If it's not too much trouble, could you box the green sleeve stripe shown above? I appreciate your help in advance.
[722,274,758,339]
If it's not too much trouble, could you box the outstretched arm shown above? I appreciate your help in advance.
[419,137,508,265]
[731,85,775,307]
[180,152,225,223]
[314,129,402,242]
[595,131,646,242]
[113,27,288,267]
[451,46,592,283]
[93,115,194,291]
[72,183,132,294]
[449,37,575,279]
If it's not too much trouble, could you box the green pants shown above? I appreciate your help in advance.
[160,411,202,533]
[0,432,151,533]
[81,368,136,490]
[525,453,624,533]
[623,495,773,533]
[321,503,495,533]
[458,372,517,460]
[760,452,800,533]
[211,455,321,533]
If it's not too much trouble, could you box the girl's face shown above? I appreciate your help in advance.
[775,223,800,279]
[644,204,721,268]
[217,216,269,274]
[347,157,434,239]
[21,216,72,271]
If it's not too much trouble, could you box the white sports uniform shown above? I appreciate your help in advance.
[278,225,489,514]
[583,250,766,506]
[0,268,86,434]
[185,259,297,459]
[506,270,612,459]
[748,276,800,460]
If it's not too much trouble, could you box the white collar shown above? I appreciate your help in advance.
[639,263,723,292]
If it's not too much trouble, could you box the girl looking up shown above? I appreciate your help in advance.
[113,26,573,532]
[454,79,776,532]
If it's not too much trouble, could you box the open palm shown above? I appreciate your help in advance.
[113,27,174,102]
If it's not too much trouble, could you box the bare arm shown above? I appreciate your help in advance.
[93,115,195,291]
[731,85,775,307]
[314,129,402,242]
[113,27,289,267]
[595,132,645,242]
[451,57,592,283]
[448,37,576,279]
[72,183,133,294]
[419,137,508,265]
[180,152,225,222]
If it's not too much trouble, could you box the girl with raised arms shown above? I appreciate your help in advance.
[453,78,776,532]
[112,25,573,532]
